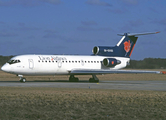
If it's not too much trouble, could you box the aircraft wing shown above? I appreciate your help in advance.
[69,69,161,75]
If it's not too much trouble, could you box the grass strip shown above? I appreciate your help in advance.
[0,87,166,120]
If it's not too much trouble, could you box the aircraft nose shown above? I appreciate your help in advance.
[1,64,9,72]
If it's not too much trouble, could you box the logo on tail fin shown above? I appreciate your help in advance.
[124,40,131,53]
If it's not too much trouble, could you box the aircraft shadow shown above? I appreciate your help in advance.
[33,80,91,83]
[0,80,93,83]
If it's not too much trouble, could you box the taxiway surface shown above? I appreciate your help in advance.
[0,81,166,91]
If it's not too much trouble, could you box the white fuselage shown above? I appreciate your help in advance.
[1,55,130,75]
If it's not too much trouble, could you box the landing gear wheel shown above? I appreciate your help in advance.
[89,74,99,83]
[69,75,79,82]
[89,78,99,83]
[20,78,26,83]
[22,78,26,83]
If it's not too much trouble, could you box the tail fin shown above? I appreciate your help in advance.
[92,32,159,57]
[115,32,160,57]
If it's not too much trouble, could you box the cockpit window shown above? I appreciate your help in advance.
[7,59,21,65]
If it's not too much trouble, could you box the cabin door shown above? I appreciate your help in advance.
[58,60,62,68]
[28,59,34,69]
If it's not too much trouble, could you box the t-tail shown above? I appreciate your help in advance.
[92,32,160,57]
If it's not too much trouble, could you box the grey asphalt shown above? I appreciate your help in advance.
[0,80,166,91]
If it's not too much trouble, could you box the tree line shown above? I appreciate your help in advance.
[0,56,166,69]
[126,58,166,69]
[0,56,14,66]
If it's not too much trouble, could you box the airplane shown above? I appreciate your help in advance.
[1,32,162,83]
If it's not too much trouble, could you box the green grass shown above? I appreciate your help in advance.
[0,87,166,120]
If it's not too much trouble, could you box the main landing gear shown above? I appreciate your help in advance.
[69,75,79,82]
[89,74,99,83]
[69,74,99,83]
[17,75,26,83]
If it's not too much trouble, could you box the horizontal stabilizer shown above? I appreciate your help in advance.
[117,31,160,36]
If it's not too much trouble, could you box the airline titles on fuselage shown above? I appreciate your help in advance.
[38,56,67,61]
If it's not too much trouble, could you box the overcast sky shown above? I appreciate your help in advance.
[0,0,166,60]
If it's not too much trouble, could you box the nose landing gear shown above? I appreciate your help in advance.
[20,78,26,83]
[17,75,26,83]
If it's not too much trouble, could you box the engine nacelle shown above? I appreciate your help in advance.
[92,46,114,56]
[103,58,121,67]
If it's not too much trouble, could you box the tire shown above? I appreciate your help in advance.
[75,77,79,82]
[69,77,79,82]
[22,78,26,83]
[89,78,99,83]
[20,78,26,83]
[89,78,94,82]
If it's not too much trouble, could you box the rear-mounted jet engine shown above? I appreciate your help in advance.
[103,58,121,67]
[93,46,114,56]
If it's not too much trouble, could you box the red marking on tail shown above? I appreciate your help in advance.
[124,40,131,53]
